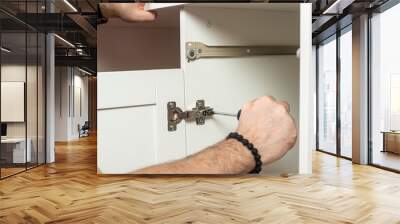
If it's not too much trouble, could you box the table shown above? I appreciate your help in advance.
[381,131,400,154]
[1,138,32,164]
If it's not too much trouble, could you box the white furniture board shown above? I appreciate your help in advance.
[145,3,184,11]
[97,69,185,173]
[180,5,301,174]
[146,3,299,12]
[299,4,313,174]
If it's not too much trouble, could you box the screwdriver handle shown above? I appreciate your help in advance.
[236,109,241,120]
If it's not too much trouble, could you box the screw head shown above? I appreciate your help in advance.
[168,125,176,131]
[189,50,195,58]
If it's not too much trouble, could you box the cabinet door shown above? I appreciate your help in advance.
[97,69,185,174]
[180,4,312,174]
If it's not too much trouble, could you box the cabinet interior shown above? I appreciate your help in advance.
[98,4,300,73]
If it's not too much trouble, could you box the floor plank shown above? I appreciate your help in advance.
[0,134,399,223]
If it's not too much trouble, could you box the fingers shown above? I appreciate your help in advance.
[277,100,290,112]
[261,96,289,112]
[245,96,290,112]
[136,3,146,9]
[112,3,157,22]
[242,98,257,111]
[134,10,157,21]
[134,3,157,21]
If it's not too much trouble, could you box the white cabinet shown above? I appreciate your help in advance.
[97,3,313,175]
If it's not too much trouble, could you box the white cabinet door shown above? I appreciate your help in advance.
[97,69,185,174]
[179,4,312,174]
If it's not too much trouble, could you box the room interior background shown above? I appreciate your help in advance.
[0,4,47,178]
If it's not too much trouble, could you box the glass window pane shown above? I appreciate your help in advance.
[27,31,38,169]
[371,3,400,171]
[1,26,28,178]
[318,37,337,154]
[38,32,45,165]
[25,0,39,170]
[0,0,46,179]
[340,29,352,158]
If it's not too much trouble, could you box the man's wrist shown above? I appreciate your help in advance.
[222,139,256,173]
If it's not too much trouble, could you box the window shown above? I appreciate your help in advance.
[317,37,337,154]
[339,29,352,158]
[317,26,353,159]
[390,74,400,130]
[370,3,400,171]
[0,1,47,179]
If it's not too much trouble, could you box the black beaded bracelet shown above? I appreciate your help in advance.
[226,132,262,174]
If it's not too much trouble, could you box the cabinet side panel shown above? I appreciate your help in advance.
[299,3,313,174]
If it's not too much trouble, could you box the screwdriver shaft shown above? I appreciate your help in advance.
[213,110,241,120]
[213,111,237,117]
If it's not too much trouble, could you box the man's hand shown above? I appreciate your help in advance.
[99,3,156,22]
[135,96,297,174]
[236,96,297,166]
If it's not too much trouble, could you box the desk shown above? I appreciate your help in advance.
[1,138,32,163]
[382,131,400,154]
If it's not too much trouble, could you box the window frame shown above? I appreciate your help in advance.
[316,24,353,161]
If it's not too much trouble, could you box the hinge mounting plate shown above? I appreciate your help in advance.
[167,100,214,131]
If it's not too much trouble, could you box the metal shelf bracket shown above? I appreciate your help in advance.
[186,42,298,62]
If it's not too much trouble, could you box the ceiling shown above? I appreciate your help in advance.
[1,0,397,71]
[0,0,97,72]
[310,0,393,43]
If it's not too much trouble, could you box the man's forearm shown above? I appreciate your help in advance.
[134,139,255,174]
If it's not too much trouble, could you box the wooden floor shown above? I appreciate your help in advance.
[1,135,400,224]
[1,167,26,178]
[372,150,400,171]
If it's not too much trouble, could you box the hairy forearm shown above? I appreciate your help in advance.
[134,139,255,174]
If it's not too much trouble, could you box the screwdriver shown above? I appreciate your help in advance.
[212,109,242,120]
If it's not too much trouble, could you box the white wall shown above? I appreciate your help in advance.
[55,67,89,141]
[1,65,26,134]
[71,73,89,138]
[1,64,40,138]
[1,63,46,164]
[55,67,69,141]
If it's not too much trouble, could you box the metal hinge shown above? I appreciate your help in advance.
[186,42,298,62]
[167,100,214,131]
